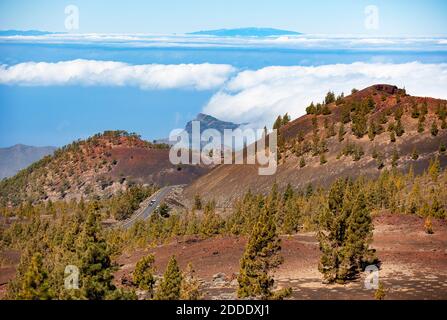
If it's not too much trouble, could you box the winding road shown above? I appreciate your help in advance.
[119,185,176,230]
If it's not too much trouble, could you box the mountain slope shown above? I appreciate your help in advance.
[0,144,56,179]
[0,131,210,205]
[184,85,447,206]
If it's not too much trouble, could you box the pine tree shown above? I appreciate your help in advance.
[185,210,200,235]
[421,101,428,116]
[367,96,375,111]
[391,148,399,168]
[394,107,403,120]
[237,203,289,299]
[341,105,351,124]
[338,193,375,280]
[407,180,421,214]
[368,121,376,141]
[394,119,405,137]
[352,145,364,162]
[320,153,327,165]
[282,197,300,234]
[431,121,439,136]
[155,256,182,300]
[436,103,446,121]
[299,156,306,168]
[338,123,346,142]
[282,113,291,125]
[311,133,320,156]
[75,207,117,300]
[133,254,156,295]
[318,179,376,283]
[376,153,384,170]
[411,103,420,118]
[351,111,367,138]
[158,202,170,217]
[193,194,202,210]
[273,115,283,130]
[336,92,345,105]
[424,217,434,235]
[326,122,336,138]
[390,130,396,143]
[374,282,387,300]
[428,156,441,182]
[430,195,445,218]
[440,142,446,154]
[16,253,53,300]
[180,263,202,300]
[417,116,425,133]
[372,147,379,159]
[321,104,331,115]
[297,130,304,142]
[411,147,419,160]
[379,112,388,125]
[318,179,346,283]
[306,102,316,115]
[441,119,447,129]
[200,200,223,237]
[325,91,336,104]
[283,183,294,202]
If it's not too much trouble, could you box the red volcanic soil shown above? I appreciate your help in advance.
[108,147,210,186]
[0,249,20,298]
[116,213,447,300]
[1,213,446,300]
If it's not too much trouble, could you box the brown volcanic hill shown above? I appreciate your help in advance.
[184,85,447,206]
[0,131,210,205]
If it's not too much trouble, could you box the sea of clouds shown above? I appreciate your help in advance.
[0,60,235,90]
[1,33,447,50]
[1,59,447,128]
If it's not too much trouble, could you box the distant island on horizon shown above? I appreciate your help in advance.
[188,27,301,37]
[1,28,301,37]
[0,30,65,36]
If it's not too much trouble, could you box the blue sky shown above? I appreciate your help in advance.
[0,0,446,35]
[0,1,447,148]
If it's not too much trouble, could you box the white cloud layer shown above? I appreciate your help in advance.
[204,62,447,127]
[0,59,235,90]
[2,59,447,129]
[1,33,446,51]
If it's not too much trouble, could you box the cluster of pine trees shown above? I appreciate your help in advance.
[4,206,135,300]
[101,161,447,255]
[305,91,338,115]
[133,255,201,300]
[0,185,156,222]
[237,193,292,299]
[1,160,445,300]
[318,179,378,283]
[283,91,446,170]
[108,186,157,220]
